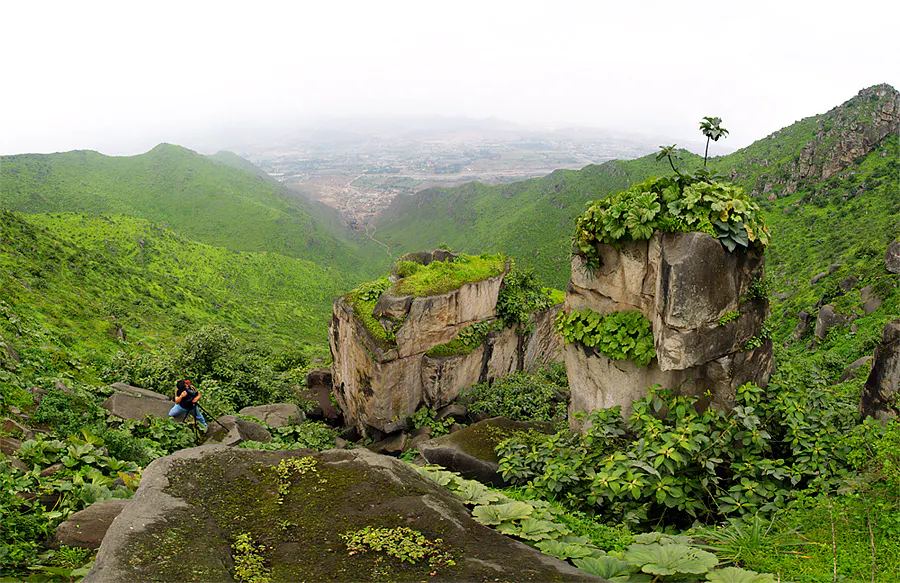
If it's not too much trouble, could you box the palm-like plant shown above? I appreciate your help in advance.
[699,116,729,166]
[656,144,681,174]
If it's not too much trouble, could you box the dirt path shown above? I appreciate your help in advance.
[364,222,392,259]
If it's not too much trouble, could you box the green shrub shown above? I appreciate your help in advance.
[32,388,107,438]
[496,268,552,328]
[573,175,770,267]
[555,309,656,366]
[461,368,567,423]
[410,407,455,437]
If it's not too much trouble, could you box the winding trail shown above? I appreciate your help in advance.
[365,221,392,259]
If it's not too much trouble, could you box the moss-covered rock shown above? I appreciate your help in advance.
[418,418,554,486]
[85,445,602,582]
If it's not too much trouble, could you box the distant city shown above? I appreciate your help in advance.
[234,118,703,229]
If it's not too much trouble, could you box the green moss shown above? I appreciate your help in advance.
[391,253,506,297]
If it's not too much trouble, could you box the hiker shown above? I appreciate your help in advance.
[169,379,207,428]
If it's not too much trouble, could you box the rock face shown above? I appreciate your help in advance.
[814,305,847,341]
[886,240,900,275]
[860,319,900,422]
[100,385,172,421]
[418,418,553,487]
[737,84,899,197]
[330,254,563,437]
[53,499,130,550]
[565,232,773,427]
[85,446,601,583]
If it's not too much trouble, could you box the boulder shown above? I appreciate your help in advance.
[100,391,173,421]
[810,272,828,285]
[886,240,900,274]
[367,431,407,455]
[331,275,563,437]
[792,311,812,340]
[418,418,553,487]
[860,319,900,422]
[85,447,601,583]
[839,275,858,292]
[565,231,772,422]
[814,305,847,340]
[53,499,130,550]
[204,415,271,446]
[238,404,305,428]
[0,436,21,457]
[107,383,169,401]
[838,356,873,383]
[435,403,467,423]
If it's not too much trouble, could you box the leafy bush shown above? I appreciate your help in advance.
[496,268,552,329]
[238,421,339,451]
[496,367,866,528]
[573,175,770,267]
[555,309,656,366]
[32,387,108,438]
[409,407,455,437]
[461,368,567,423]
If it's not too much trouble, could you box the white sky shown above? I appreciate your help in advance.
[1,0,897,156]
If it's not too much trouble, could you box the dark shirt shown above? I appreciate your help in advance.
[177,387,199,410]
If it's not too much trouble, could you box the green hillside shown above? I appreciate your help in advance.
[0,144,388,277]
[376,84,899,290]
[0,210,348,385]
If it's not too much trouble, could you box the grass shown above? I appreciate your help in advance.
[391,253,507,297]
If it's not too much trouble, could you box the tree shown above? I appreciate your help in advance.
[699,116,729,166]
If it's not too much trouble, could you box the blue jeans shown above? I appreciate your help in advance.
[168,403,207,427]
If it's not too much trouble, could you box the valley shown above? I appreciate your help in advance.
[0,84,898,583]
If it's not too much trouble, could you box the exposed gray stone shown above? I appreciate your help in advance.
[565,231,772,424]
[886,240,900,274]
[864,294,883,314]
[53,499,130,550]
[435,403,467,422]
[107,383,169,401]
[100,391,173,421]
[86,447,600,583]
[367,431,407,454]
[418,418,553,486]
[0,436,21,457]
[238,403,305,428]
[860,319,900,422]
[839,275,858,292]
[204,415,271,446]
[814,305,847,340]
[792,311,812,340]
[810,272,828,285]
[838,355,873,383]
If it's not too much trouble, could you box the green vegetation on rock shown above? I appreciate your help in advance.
[391,253,506,297]
[555,309,656,366]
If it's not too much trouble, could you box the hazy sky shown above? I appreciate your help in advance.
[2,0,897,156]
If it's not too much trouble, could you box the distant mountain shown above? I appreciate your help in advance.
[375,84,899,289]
[1,143,388,277]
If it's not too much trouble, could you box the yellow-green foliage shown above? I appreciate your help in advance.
[341,526,455,574]
[391,253,506,297]
[232,533,271,583]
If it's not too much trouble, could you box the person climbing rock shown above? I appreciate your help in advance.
[169,379,207,429]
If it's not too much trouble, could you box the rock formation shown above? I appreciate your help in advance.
[99,384,173,420]
[330,252,563,437]
[564,232,773,429]
[860,319,900,422]
[85,446,601,583]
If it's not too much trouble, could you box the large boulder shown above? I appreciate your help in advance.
[204,415,272,446]
[304,367,341,421]
[886,240,900,275]
[814,305,847,341]
[860,319,900,422]
[53,499,130,550]
[331,259,563,437]
[238,404,305,428]
[418,418,553,486]
[100,386,172,421]
[85,446,602,583]
[565,231,773,421]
